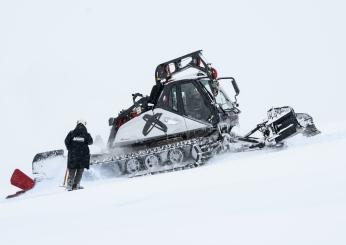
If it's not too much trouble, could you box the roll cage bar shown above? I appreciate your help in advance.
[155,50,213,84]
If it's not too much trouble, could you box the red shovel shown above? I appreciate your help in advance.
[6,169,35,199]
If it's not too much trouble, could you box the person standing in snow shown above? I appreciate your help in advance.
[64,120,93,191]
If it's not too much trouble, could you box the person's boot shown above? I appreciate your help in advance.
[74,183,84,190]
[73,168,84,190]
[66,178,73,191]
[66,169,76,191]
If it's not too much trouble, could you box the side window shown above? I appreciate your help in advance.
[180,83,212,122]
[156,85,178,112]
[168,86,178,111]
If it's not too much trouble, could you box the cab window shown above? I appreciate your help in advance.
[180,82,212,122]
[168,85,178,111]
[157,85,178,113]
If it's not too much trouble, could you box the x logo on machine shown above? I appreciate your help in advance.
[142,113,168,136]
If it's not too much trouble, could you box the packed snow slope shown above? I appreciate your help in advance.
[1,121,346,245]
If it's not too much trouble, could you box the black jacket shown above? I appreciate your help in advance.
[65,124,93,169]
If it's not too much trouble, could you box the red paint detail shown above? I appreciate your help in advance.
[196,58,201,66]
[211,67,218,80]
[130,111,138,118]
[10,169,35,191]
[116,117,127,128]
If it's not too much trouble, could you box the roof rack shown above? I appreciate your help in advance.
[154,50,213,84]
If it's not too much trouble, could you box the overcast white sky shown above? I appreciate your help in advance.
[0,0,345,187]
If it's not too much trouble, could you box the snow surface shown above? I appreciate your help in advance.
[1,0,346,244]
[1,122,346,245]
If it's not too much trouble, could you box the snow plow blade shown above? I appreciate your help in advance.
[32,149,64,181]
[32,149,64,163]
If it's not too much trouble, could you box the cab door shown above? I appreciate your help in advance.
[153,84,187,136]
[179,81,214,131]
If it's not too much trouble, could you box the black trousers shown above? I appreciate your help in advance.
[67,168,84,188]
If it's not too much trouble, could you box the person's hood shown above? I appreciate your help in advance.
[74,123,87,134]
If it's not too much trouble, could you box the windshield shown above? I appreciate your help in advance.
[200,79,234,110]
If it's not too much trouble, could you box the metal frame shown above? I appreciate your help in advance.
[155,50,212,84]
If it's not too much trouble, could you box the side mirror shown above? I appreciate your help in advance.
[217,77,240,104]
[217,77,240,96]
